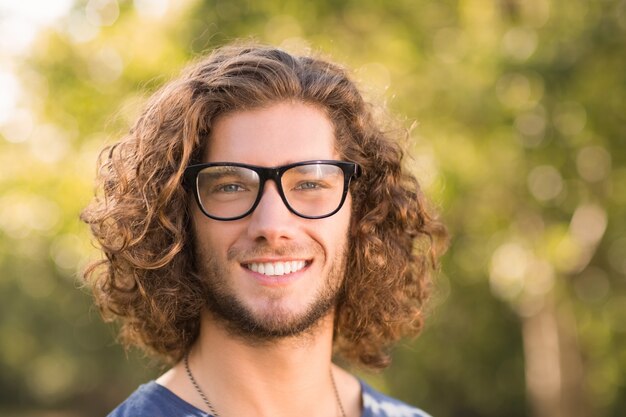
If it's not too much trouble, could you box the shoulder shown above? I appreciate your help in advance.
[107,381,208,417]
[360,380,432,417]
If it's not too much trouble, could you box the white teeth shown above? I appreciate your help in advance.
[246,260,307,276]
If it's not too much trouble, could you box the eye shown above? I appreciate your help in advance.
[214,183,247,193]
[294,181,327,191]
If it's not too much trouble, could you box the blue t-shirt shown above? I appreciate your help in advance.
[108,380,431,417]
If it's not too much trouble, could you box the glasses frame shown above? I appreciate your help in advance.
[183,159,361,221]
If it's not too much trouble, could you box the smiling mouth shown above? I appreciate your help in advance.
[244,260,309,276]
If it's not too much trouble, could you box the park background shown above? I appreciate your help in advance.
[1,0,625,416]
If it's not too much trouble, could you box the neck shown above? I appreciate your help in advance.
[182,309,341,417]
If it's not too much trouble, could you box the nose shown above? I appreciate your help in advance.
[246,180,298,244]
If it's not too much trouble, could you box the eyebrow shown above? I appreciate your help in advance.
[290,164,339,175]
[200,165,256,180]
[198,166,248,180]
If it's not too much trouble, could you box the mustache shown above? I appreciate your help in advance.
[227,242,322,262]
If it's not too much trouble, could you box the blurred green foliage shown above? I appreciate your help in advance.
[1,0,625,416]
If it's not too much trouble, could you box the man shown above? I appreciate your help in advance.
[82,43,447,417]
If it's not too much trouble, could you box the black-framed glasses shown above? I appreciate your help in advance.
[183,160,361,221]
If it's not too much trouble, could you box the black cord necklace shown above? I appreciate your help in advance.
[183,353,347,417]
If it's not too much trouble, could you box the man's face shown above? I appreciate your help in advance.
[191,101,352,341]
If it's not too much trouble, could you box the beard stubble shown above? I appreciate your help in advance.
[198,240,348,344]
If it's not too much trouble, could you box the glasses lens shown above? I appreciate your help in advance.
[196,166,260,219]
[282,164,345,217]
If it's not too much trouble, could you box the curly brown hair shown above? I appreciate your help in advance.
[81,42,447,369]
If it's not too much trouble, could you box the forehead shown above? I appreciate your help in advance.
[204,101,339,165]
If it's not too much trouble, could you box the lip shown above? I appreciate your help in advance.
[241,257,310,263]
[240,260,311,287]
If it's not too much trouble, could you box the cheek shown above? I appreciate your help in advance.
[314,200,352,257]
[337,196,352,234]
[192,210,240,260]
[336,213,352,251]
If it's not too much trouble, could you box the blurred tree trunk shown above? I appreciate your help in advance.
[522,297,590,417]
